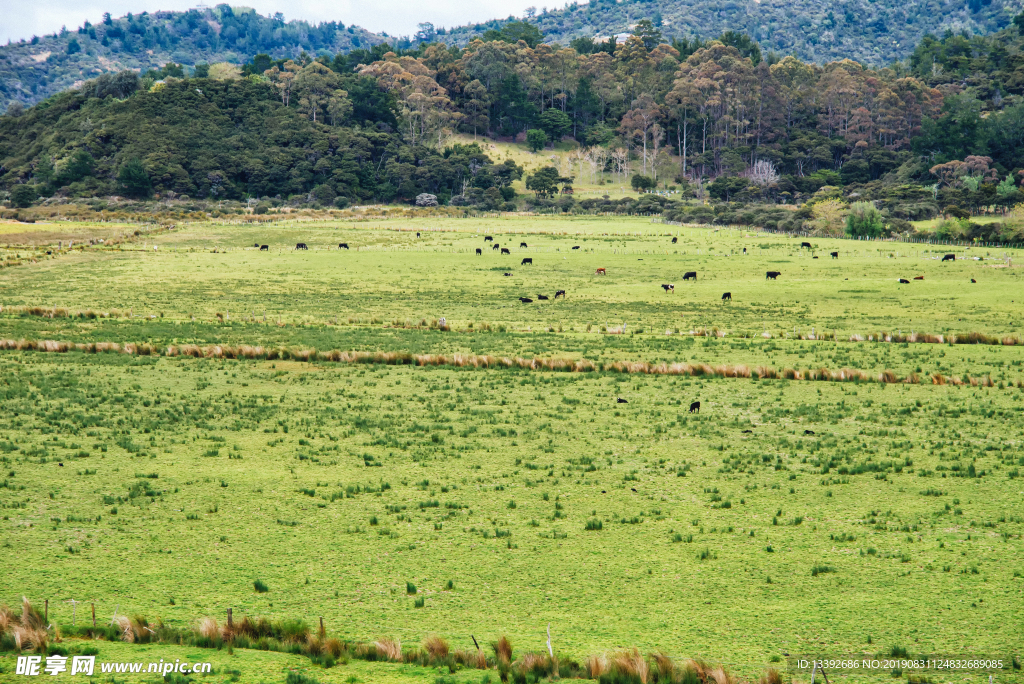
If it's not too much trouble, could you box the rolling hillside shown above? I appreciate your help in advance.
[441,0,1023,66]
[0,5,385,114]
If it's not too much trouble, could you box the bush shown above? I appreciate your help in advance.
[585,518,603,531]
[118,158,152,198]
[254,203,270,215]
[333,196,350,209]
[630,174,657,193]
[311,184,336,204]
[845,201,885,237]
[254,579,269,593]
[526,129,548,152]
[10,184,38,208]
[943,205,971,219]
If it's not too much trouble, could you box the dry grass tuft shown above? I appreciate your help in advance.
[761,668,784,684]
[423,635,450,660]
[708,665,735,684]
[612,648,649,684]
[492,635,513,664]
[198,617,218,640]
[586,654,608,679]
[375,637,403,662]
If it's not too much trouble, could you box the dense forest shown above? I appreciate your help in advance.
[3,19,1024,239]
[0,5,385,113]
[436,0,1018,67]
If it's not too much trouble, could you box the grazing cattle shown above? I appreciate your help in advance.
[971,278,977,283]
[722,292,732,301]
[416,232,421,238]
[671,237,678,244]
[741,429,753,434]
[492,244,500,251]
[942,254,955,262]
[339,243,349,249]
[617,398,628,404]
[295,243,308,250]
[689,401,700,414]
[254,243,259,248]
[537,294,549,300]
[804,429,815,435]
[521,257,533,265]
[913,276,924,280]
[766,271,781,280]
[554,290,566,298]
[501,248,511,255]
[260,245,269,251]
[801,242,812,249]
[661,284,675,293]
[520,242,528,248]
[572,245,580,250]
[503,272,513,277]
[683,271,697,280]
[812,256,819,259]
[899,278,910,284]
[484,236,493,242]
[831,251,839,259]
[476,248,482,255]
[596,268,606,275]
[630,487,637,492]
[742,247,747,254]
[519,297,533,303]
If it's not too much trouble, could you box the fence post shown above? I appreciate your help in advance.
[227,607,232,629]
[319,616,325,637]
[92,603,96,628]
[44,600,48,623]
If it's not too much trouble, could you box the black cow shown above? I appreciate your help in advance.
[661,283,675,292]
[503,272,513,277]
[971,278,977,283]
[492,244,500,251]
[766,271,781,280]
[519,297,533,303]
[741,429,753,434]
[339,243,349,249]
[899,278,910,284]
[296,243,308,250]
[416,232,421,237]
[520,242,528,248]
[671,237,678,244]
[254,243,259,248]
[742,247,747,254]
[521,257,533,265]
[572,245,580,250]
[804,429,815,435]
[484,236,493,242]
[502,248,511,255]
[801,242,812,249]
[812,256,819,259]
[689,401,700,413]
[476,248,482,255]
[942,254,955,262]
[722,292,732,301]
[617,398,628,404]
[260,245,269,251]
[554,290,566,298]
[683,271,697,280]
[830,251,838,259]
[537,294,549,300]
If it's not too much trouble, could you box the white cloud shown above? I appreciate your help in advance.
[1,0,542,44]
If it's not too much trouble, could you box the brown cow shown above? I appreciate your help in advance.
[596,268,606,275]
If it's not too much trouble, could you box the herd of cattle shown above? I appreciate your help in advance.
[268,238,971,300]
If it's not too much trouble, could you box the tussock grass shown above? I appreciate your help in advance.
[0,337,1008,388]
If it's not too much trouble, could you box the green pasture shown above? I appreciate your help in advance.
[1,216,1023,684]
[1,216,1022,341]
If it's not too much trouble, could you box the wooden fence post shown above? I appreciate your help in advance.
[227,607,232,629]
[92,603,96,628]
[319,617,325,637]
[44,600,48,623]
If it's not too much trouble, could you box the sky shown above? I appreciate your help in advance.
[1,0,544,44]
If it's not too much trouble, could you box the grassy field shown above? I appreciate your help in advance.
[0,216,1022,684]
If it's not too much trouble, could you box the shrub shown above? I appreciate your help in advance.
[526,129,548,152]
[845,201,885,237]
[254,579,269,593]
[10,185,38,208]
[810,564,834,576]
[406,582,417,595]
[585,518,603,531]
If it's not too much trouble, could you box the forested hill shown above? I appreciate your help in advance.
[0,5,385,113]
[440,0,1021,66]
